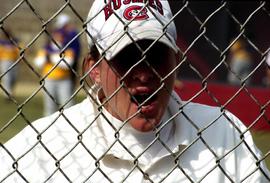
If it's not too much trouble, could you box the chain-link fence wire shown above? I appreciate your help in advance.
[0,0,270,182]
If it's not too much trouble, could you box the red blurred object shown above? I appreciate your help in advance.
[174,80,270,131]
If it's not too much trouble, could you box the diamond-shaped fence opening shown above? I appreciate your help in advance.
[0,1,270,182]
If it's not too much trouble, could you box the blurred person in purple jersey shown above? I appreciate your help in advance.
[55,13,81,91]
[0,29,20,99]
[34,29,75,115]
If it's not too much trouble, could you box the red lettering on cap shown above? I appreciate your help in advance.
[148,0,163,15]
[112,0,121,10]
[104,3,113,20]
[123,0,131,4]
[104,0,164,21]
[104,0,121,20]
[155,0,163,15]
[124,0,144,5]
[132,0,144,3]
[123,5,149,21]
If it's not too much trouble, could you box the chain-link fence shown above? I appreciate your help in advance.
[0,0,270,182]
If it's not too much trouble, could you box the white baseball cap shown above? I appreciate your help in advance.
[55,14,70,28]
[86,0,178,60]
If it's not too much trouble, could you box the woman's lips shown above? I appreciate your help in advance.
[130,95,159,117]
[130,99,159,117]
[140,100,159,116]
[130,87,155,102]
[129,86,160,116]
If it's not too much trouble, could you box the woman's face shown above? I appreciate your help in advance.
[95,41,177,132]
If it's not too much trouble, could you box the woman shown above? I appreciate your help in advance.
[0,0,269,182]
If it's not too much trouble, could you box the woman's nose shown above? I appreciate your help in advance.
[132,66,154,83]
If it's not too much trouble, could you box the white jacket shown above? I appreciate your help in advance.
[0,91,269,183]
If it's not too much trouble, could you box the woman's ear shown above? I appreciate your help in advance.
[83,53,101,84]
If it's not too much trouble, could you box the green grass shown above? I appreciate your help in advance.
[0,94,44,143]
[0,94,270,170]
[0,93,85,142]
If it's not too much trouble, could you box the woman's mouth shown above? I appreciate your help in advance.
[131,93,157,105]
[130,90,159,116]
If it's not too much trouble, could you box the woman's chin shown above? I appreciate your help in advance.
[130,117,161,132]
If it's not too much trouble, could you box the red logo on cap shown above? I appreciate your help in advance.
[123,5,149,21]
